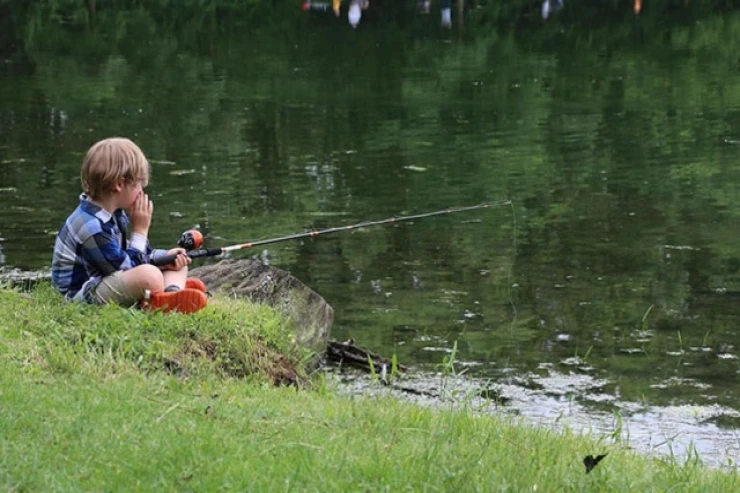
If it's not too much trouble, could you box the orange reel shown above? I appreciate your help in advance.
[177,230,204,250]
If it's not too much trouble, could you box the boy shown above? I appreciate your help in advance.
[51,137,208,314]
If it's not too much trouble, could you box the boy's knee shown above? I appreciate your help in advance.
[126,264,165,294]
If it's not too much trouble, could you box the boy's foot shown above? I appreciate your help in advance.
[185,277,207,293]
[144,288,208,314]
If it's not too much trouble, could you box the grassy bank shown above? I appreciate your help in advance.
[0,285,308,385]
[1,287,738,492]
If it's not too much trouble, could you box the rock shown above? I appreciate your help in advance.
[190,259,333,356]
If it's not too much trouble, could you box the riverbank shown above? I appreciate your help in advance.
[1,287,737,491]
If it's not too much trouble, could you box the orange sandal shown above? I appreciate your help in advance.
[143,288,207,314]
[185,277,207,293]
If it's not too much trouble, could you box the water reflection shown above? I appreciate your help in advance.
[419,0,453,29]
[441,0,452,28]
[301,0,370,27]
[541,0,564,20]
[418,0,431,13]
[301,1,334,13]
[348,0,370,28]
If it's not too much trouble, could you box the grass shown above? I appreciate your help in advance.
[1,286,739,492]
[0,285,309,385]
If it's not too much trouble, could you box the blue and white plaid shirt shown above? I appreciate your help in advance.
[51,194,165,303]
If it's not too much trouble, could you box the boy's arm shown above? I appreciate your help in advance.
[80,227,148,276]
[129,232,169,264]
[128,232,161,261]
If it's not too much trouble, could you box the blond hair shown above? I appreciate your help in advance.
[81,137,149,199]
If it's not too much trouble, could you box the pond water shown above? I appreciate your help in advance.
[2,1,740,467]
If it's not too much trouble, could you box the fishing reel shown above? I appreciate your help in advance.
[177,229,204,250]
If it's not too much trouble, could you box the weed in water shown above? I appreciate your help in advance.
[641,304,654,331]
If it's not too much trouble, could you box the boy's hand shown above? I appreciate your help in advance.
[130,193,153,235]
[161,248,191,271]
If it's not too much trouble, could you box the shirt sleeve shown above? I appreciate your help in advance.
[130,232,148,252]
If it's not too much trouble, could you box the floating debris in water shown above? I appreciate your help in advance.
[411,274,422,290]
[620,348,645,355]
[0,187,17,193]
[421,346,454,353]
[416,335,444,343]
[403,165,427,172]
[650,377,712,390]
[307,211,348,217]
[630,329,653,343]
[169,169,197,176]
[532,372,609,395]
[664,244,700,251]
[560,356,583,366]
[169,211,185,218]
[370,279,382,294]
[149,160,176,165]
[688,346,713,353]
[440,289,469,296]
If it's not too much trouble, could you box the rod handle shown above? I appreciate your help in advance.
[150,248,221,267]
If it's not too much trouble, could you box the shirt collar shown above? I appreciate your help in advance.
[79,193,113,223]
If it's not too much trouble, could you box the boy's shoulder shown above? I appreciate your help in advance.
[63,199,118,239]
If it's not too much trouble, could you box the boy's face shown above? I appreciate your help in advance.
[119,175,147,209]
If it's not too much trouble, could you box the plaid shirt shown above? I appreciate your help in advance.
[51,194,165,303]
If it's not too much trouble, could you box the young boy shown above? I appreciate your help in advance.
[51,137,208,314]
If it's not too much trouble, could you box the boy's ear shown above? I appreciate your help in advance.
[112,177,126,193]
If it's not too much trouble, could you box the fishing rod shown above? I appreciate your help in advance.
[151,200,511,267]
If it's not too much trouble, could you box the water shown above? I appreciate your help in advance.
[3,1,740,467]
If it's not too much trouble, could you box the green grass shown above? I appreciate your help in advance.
[1,286,738,492]
[0,285,309,385]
